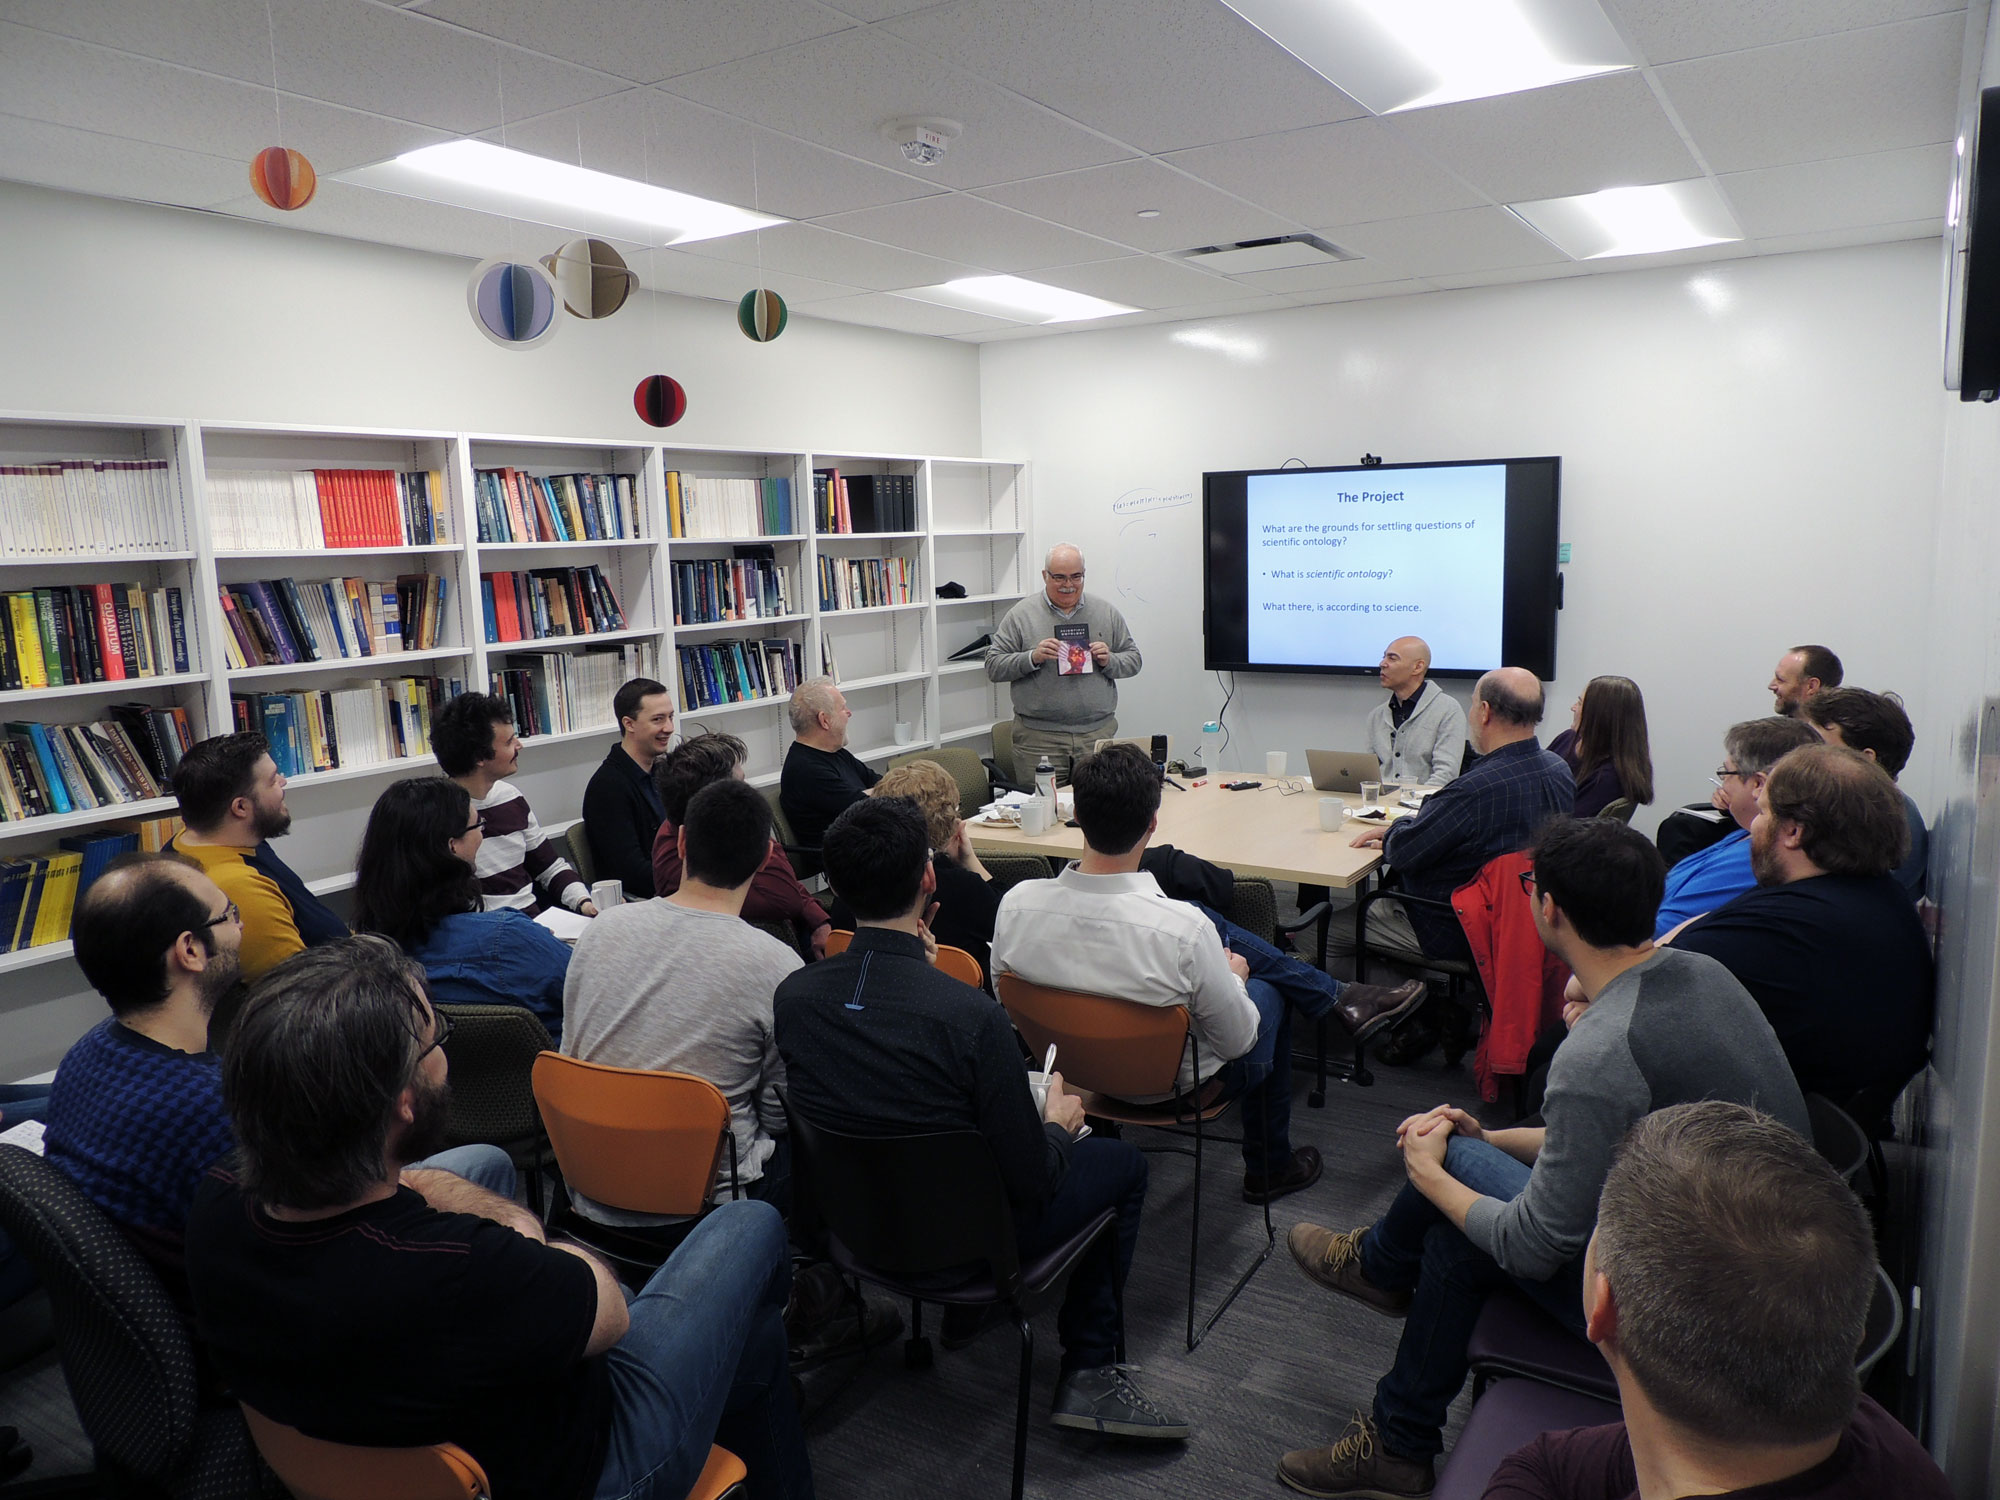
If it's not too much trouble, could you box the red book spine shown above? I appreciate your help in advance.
[376,470,398,545]
[312,471,339,548]
[92,584,126,680]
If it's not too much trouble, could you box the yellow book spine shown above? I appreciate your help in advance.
[30,851,81,947]
[9,595,47,688]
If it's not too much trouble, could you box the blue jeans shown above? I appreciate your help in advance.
[1207,978,1297,1176]
[596,1199,813,1500]
[1360,1137,1587,1462]
[409,1144,517,1198]
[1195,907,1343,1022]
[1013,1137,1148,1373]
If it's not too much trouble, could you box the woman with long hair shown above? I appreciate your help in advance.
[351,776,570,1040]
[1550,675,1655,818]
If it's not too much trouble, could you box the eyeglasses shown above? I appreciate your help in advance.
[1044,571,1085,586]
[1708,767,1752,788]
[462,816,484,836]
[414,1007,455,1063]
[1517,869,1538,896]
[201,901,240,929]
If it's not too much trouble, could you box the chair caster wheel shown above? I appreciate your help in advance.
[1307,1090,1326,1109]
[905,1337,934,1370]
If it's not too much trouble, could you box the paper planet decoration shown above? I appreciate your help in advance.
[737,288,788,342]
[541,237,637,320]
[466,258,560,350]
[249,146,317,210]
[633,375,687,427]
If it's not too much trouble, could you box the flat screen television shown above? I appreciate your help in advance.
[1203,456,1561,680]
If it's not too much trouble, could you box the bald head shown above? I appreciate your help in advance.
[1471,668,1545,753]
[1379,636,1432,699]
[72,851,240,1020]
[1042,544,1086,611]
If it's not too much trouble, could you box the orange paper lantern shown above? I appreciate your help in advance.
[250,146,317,211]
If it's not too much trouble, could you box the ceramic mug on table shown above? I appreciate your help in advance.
[1020,798,1053,834]
[1266,750,1288,776]
[590,879,623,910]
[1318,797,1342,831]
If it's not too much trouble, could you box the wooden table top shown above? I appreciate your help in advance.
[968,774,1411,889]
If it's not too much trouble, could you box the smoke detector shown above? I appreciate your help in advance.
[880,117,962,167]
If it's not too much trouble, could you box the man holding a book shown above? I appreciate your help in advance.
[985,544,1141,786]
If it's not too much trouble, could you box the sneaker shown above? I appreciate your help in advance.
[1286,1224,1411,1317]
[1278,1413,1434,1498]
[1244,1145,1324,1204]
[786,1265,905,1371]
[1050,1364,1191,1441]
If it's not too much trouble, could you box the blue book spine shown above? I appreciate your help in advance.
[21,723,72,815]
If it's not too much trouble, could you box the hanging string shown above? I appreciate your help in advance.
[751,132,764,290]
[261,0,284,145]
[495,44,516,262]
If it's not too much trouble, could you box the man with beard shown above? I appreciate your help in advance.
[186,936,813,1500]
[42,858,511,1308]
[168,731,346,983]
[1671,743,1933,1117]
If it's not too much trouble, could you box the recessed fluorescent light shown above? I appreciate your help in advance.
[333,140,784,247]
[1510,181,1743,259]
[1217,0,1632,113]
[894,275,1139,324]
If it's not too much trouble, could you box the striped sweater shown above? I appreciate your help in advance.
[470,780,588,916]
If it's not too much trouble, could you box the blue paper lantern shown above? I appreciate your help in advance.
[467,258,559,349]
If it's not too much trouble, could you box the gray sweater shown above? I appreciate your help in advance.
[1366,679,1468,786]
[985,588,1140,730]
[1461,947,1808,1281]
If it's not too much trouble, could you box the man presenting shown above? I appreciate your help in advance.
[1366,637,1467,787]
[986,544,1141,785]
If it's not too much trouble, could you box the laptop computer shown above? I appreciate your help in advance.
[1306,748,1385,794]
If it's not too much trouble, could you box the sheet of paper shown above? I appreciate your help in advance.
[0,1118,47,1156]
[535,907,593,943]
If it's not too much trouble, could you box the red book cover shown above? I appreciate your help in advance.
[375,470,399,546]
[321,470,348,548]
[495,572,521,641]
[91,584,126,680]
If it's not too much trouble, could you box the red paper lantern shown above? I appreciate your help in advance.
[250,146,317,210]
[633,375,687,427]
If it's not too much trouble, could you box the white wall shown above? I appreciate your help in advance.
[981,241,1946,830]
[0,180,983,1077]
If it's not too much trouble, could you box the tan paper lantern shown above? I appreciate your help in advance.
[541,237,637,320]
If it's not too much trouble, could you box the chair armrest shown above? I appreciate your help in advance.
[1275,901,1332,935]
[982,756,1028,795]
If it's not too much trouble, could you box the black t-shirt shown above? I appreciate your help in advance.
[185,1174,610,1500]
[779,742,881,846]
[1673,873,1934,1107]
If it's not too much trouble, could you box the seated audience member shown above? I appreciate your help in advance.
[1652,716,1820,937]
[1671,743,1934,1115]
[1485,1101,1952,1500]
[1367,636,1468,787]
[1279,820,1806,1499]
[827,759,1002,978]
[779,678,879,848]
[652,733,832,959]
[45,859,511,1304]
[433,692,596,919]
[568,779,800,1219]
[168,731,346,983]
[581,677,678,899]
[1803,686,1928,900]
[776,797,1188,1440]
[1546,676,1653,819]
[351,777,569,1041]
[995,743,1424,1204]
[185,937,811,1500]
[1770,642,1843,717]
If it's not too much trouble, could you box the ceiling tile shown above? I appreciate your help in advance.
[0,0,282,87]
[1226,254,1416,293]
[806,291,1020,336]
[883,0,1363,154]
[1422,262,1596,291]
[975,158,1297,252]
[636,248,859,304]
[1281,279,1432,306]
[677,219,977,290]
[1755,218,1944,255]
[1655,14,1962,173]
[410,0,856,85]
[1164,119,1485,228]
[1720,143,1951,238]
[0,113,250,209]
[1031,255,1268,309]
[1323,207,1570,278]
[658,28,1134,190]
[814,0,944,20]
[483,89,944,220]
[1387,73,1701,203]
[1609,0,1965,65]
[813,193,1124,272]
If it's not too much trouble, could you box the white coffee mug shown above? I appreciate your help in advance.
[1020,798,1053,834]
[590,879,623,910]
[893,721,915,744]
[1319,797,1342,831]
[1266,750,1288,777]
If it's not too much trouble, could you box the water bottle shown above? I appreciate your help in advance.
[1196,721,1222,775]
[1034,754,1056,804]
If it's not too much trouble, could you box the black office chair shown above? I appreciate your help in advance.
[783,1104,1118,1500]
[980,853,1053,898]
[1806,1093,1872,1189]
[0,1146,280,1498]
[759,785,821,879]
[1352,873,1481,1072]
[437,1004,558,1211]
[1225,878,1344,1107]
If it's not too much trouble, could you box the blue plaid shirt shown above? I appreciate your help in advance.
[1382,737,1575,948]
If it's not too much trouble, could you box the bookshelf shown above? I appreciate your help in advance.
[0,411,1026,967]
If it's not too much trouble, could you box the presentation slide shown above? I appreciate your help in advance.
[1243,465,1506,672]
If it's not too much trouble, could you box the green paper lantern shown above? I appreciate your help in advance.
[737,287,788,342]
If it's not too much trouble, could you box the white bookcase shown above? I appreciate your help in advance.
[0,409,1027,973]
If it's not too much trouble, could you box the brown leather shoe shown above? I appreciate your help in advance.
[1287,1223,1411,1316]
[1278,1413,1434,1498]
[1243,1145,1322,1204]
[1333,980,1428,1044]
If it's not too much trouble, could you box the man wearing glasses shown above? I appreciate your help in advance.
[986,543,1142,786]
[1650,716,1818,938]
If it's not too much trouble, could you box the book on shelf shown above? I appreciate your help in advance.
[0,822,173,948]
[0,715,174,821]
[0,585,189,690]
[216,574,448,670]
[677,638,804,712]
[811,470,914,534]
[665,472,794,539]
[0,459,179,556]
[671,548,795,625]
[490,641,657,739]
[207,468,452,552]
[229,673,461,777]
[815,554,918,611]
[474,468,638,544]
[479,566,626,644]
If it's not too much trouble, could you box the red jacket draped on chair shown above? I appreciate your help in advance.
[1452,850,1571,1102]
